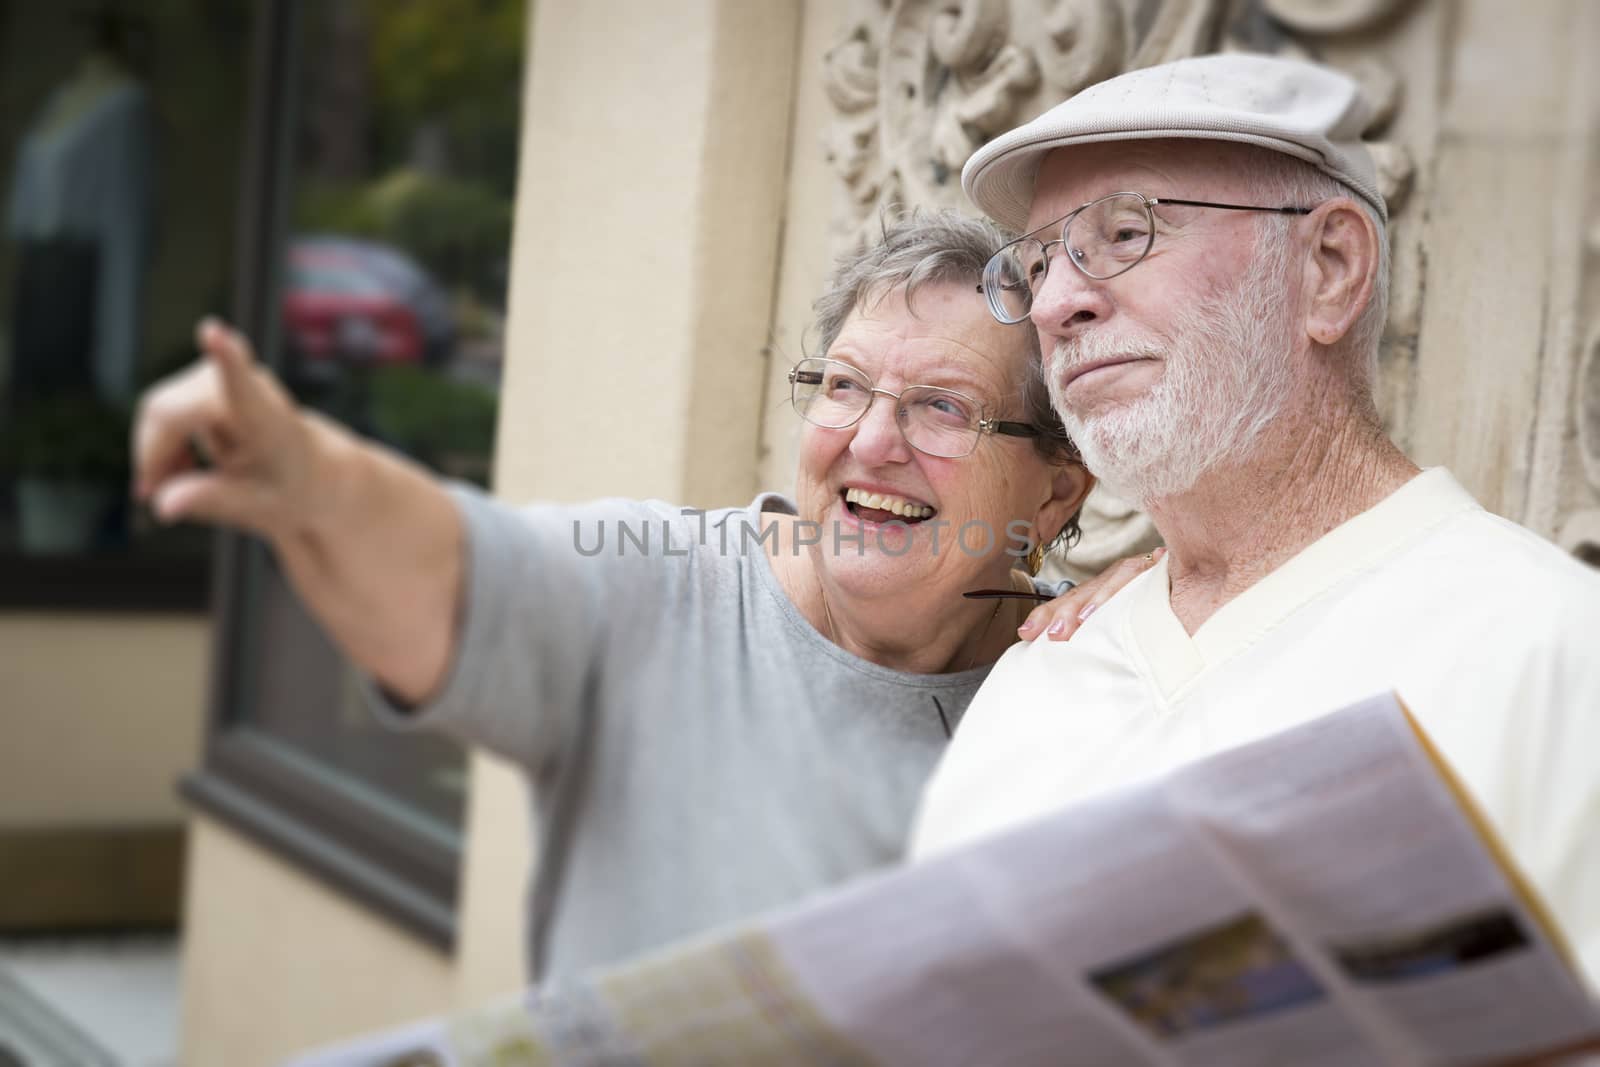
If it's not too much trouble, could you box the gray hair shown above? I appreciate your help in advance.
[1242,151,1391,391]
[811,208,1084,549]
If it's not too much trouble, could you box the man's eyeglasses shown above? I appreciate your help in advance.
[979,191,1313,325]
[788,357,1040,459]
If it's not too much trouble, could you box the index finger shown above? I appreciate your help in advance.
[196,317,271,425]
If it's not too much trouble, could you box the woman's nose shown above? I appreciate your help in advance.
[847,393,914,465]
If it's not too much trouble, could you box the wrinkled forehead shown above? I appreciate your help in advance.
[1025,139,1275,230]
[838,281,1038,391]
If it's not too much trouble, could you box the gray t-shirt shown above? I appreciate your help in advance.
[374,488,1011,982]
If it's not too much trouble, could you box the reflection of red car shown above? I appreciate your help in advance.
[281,236,455,376]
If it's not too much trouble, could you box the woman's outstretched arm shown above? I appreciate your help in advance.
[132,318,462,704]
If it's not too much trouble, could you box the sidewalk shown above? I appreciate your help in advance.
[0,935,178,1066]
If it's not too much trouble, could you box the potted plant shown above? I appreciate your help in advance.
[0,393,132,555]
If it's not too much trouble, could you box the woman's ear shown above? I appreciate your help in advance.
[1302,197,1380,347]
[1034,462,1095,547]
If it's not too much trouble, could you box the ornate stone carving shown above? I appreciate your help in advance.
[1034,0,1125,94]
[823,0,1421,575]
[822,22,888,222]
[1579,324,1600,499]
[1567,212,1600,568]
[827,0,1413,235]
[1261,0,1419,36]
[826,0,1247,246]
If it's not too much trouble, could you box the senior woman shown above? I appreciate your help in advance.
[132,211,1136,983]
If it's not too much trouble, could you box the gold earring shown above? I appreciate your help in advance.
[1026,539,1045,575]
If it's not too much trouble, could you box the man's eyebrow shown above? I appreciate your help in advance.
[1021,206,1082,241]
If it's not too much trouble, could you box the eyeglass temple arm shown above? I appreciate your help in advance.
[987,419,1040,438]
[1148,197,1313,215]
[963,588,1053,602]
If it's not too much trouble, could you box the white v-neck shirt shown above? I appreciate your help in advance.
[910,469,1600,987]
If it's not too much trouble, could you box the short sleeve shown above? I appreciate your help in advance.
[363,487,684,774]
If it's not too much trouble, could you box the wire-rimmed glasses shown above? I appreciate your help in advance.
[979,192,1314,324]
[788,357,1040,459]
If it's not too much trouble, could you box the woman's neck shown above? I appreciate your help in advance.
[768,526,1026,674]
[823,580,1015,674]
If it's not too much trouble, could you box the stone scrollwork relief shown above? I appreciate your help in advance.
[1260,0,1416,36]
[826,0,1240,249]
[1557,203,1600,569]
[822,17,890,222]
[1564,321,1600,566]
[824,0,1422,578]
[825,0,1418,241]
[1579,324,1600,500]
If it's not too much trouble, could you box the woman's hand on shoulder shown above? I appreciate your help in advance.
[1017,547,1165,642]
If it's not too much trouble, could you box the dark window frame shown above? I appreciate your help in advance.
[0,551,208,612]
[179,0,460,952]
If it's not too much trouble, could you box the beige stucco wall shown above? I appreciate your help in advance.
[178,816,455,1066]
[758,0,848,494]
[491,0,800,511]
[454,0,807,1002]
[0,615,207,827]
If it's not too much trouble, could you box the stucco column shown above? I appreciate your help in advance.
[453,0,804,1002]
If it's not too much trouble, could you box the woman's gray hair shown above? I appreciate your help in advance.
[810,208,1084,549]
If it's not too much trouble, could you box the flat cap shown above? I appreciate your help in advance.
[962,53,1387,229]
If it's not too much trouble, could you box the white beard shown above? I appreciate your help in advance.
[1047,242,1299,506]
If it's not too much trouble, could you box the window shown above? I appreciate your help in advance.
[182,0,526,947]
[0,1,258,610]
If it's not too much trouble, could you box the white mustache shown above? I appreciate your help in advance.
[1048,335,1165,385]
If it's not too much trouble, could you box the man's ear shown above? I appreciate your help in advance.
[1035,462,1095,548]
[1302,197,1380,347]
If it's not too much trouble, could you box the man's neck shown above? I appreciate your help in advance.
[1148,385,1419,635]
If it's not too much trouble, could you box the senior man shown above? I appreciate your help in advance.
[910,53,1600,988]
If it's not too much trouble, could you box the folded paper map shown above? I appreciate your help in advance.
[287,693,1600,1067]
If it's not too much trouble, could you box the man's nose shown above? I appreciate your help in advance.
[848,393,914,465]
[1028,251,1113,339]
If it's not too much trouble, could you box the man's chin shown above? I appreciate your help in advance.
[1066,416,1188,505]
[1064,399,1142,429]
[1061,396,1155,446]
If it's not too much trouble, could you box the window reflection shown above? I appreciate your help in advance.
[237,0,526,836]
[280,0,519,481]
[2,7,150,557]
[0,2,249,570]
[7,11,153,410]
[282,236,456,374]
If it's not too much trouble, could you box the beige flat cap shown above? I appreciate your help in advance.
[963,53,1387,230]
